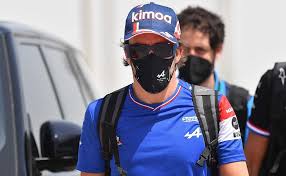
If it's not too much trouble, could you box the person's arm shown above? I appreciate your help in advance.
[220,161,249,176]
[244,70,272,176]
[245,131,269,176]
[76,100,105,174]
[81,172,104,176]
[216,95,248,175]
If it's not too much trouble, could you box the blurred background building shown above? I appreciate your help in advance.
[1,0,285,96]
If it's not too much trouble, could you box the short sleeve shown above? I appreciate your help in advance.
[76,99,105,173]
[247,70,272,137]
[216,95,246,165]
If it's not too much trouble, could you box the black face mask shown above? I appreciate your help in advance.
[179,55,214,85]
[131,53,175,94]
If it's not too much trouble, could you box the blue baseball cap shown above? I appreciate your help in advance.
[124,2,181,46]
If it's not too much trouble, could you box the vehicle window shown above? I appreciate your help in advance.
[17,44,62,148]
[0,44,6,150]
[0,38,17,176]
[43,47,86,124]
[0,69,5,150]
[72,52,97,103]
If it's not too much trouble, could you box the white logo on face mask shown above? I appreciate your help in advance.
[157,70,166,79]
[279,67,286,86]
[132,10,172,24]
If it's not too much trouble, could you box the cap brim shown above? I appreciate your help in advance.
[124,30,178,46]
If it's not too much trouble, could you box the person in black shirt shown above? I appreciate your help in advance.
[245,62,286,176]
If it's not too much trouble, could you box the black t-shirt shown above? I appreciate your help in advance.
[247,69,273,136]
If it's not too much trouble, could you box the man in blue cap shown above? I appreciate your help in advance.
[77,2,248,176]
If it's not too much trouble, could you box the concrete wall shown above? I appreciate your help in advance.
[0,0,83,51]
[2,0,286,96]
[221,0,286,93]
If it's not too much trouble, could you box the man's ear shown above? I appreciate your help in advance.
[175,46,183,64]
[214,44,223,60]
[123,46,128,58]
[126,58,131,65]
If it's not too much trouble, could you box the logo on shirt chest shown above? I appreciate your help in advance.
[184,127,202,139]
[182,116,198,123]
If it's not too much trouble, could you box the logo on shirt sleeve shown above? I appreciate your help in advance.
[226,107,233,113]
[232,117,241,138]
[232,116,239,130]
[219,96,236,121]
[218,116,241,143]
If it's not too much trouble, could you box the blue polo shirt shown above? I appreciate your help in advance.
[77,79,245,175]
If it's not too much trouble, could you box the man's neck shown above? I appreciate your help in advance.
[132,76,179,104]
[200,73,215,89]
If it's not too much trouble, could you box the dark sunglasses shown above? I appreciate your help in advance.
[124,42,176,59]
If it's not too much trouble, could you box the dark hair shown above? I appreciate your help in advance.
[177,6,225,50]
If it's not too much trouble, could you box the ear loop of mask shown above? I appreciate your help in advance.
[168,53,179,81]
